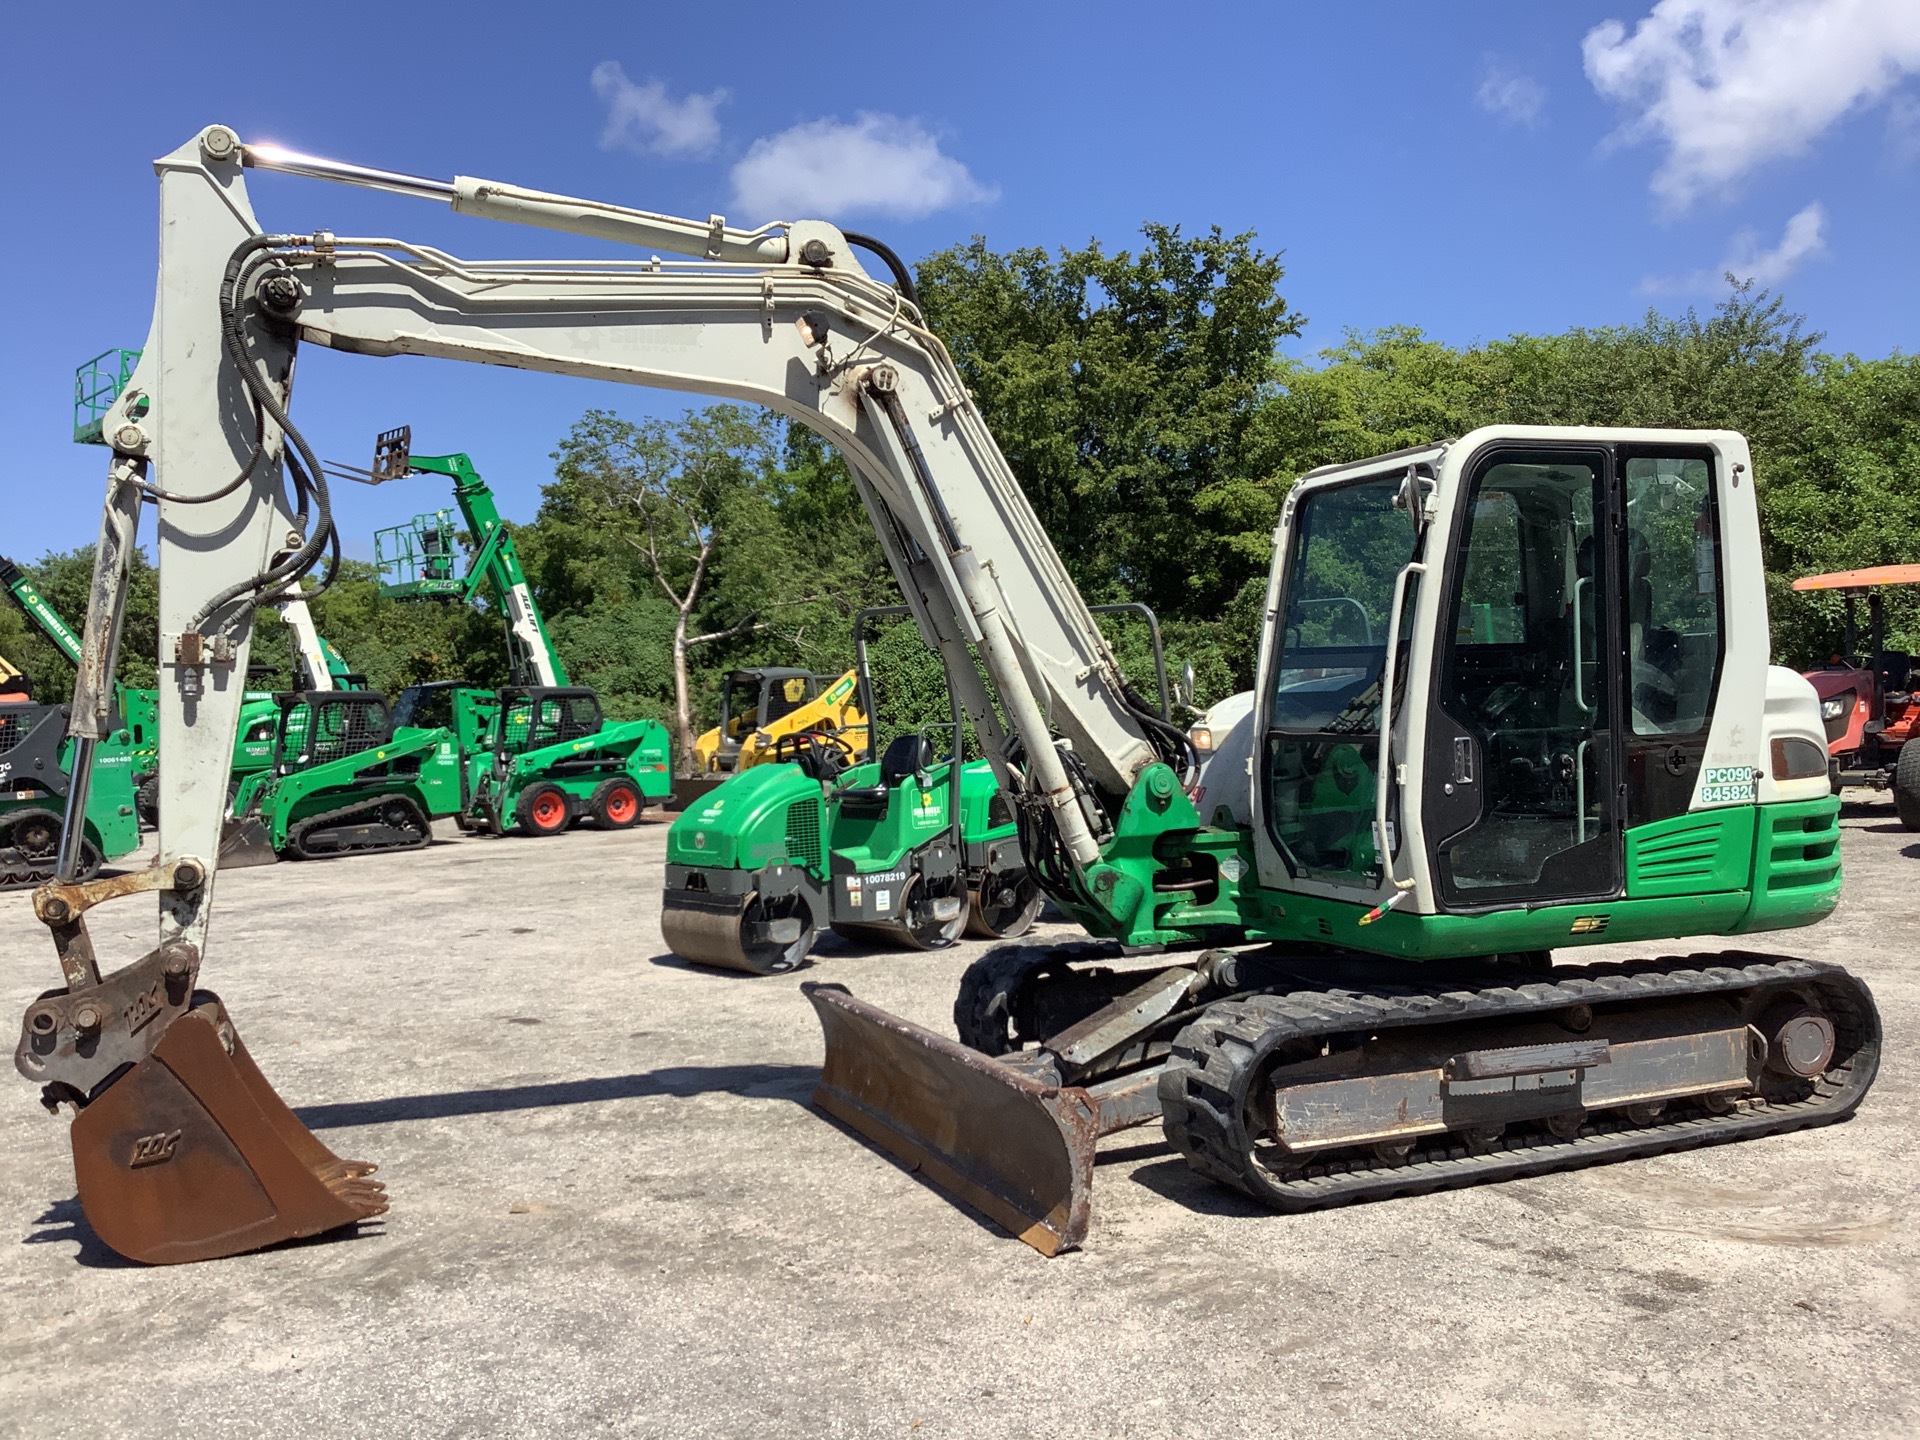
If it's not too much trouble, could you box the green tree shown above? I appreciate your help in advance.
[548,406,808,765]
[919,224,1304,621]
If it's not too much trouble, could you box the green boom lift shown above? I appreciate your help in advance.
[333,426,672,836]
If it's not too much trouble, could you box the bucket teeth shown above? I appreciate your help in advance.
[804,982,1097,1256]
[68,998,384,1265]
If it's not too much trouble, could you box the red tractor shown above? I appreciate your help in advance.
[1793,564,1920,828]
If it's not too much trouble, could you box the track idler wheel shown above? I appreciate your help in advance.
[68,997,386,1265]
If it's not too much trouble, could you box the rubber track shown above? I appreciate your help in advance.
[288,794,431,860]
[954,940,1121,1056]
[0,810,99,892]
[1158,953,1880,1210]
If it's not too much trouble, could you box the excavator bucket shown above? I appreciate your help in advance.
[217,815,279,868]
[803,983,1098,1256]
[68,998,385,1264]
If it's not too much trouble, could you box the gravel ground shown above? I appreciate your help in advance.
[0,795,1915,1439]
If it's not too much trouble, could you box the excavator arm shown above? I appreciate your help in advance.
[17,126,1180,1263]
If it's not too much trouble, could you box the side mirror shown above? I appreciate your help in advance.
[1177,661,1196,709]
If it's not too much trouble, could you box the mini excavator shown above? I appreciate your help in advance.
[18,128,1875,1265]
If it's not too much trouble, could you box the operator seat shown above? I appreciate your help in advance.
[833,733,933,816]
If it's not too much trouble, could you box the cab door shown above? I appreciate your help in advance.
[1422,448,1621,908]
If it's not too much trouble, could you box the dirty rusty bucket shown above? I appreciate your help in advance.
[804,983,1098,1255]
[216,815,279,869]
[69,998,385,1264]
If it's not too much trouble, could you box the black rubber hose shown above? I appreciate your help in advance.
[842,232,920,313]
[186,238,337,634]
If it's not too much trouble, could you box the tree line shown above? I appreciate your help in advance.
[5,224,1915,766]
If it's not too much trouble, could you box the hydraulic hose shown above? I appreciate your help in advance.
[843,232,920,313]
[183,236,338,636]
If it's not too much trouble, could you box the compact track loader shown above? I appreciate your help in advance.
[219,689,462,864]
[0,698,138,888]
[14,129,1876,1266]
[661,606,1041,972]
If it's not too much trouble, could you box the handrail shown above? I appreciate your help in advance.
[1372,561,1426,895]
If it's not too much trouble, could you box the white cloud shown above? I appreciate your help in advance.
[1584,0,1920,209]
[729,113,996,221]
[590,62,726,160]
[1476,66,1547,127]
[1724,200,1829,283]
[1642,201,1829,291]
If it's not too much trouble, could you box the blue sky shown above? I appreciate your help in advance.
[3,0,1916,562]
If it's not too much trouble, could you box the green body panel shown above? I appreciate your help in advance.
[667,757,1011,883]
[1728,796,1843,934]
[234,725,462,848]
[1054,766,1845,957]
[1624,807,1758,898]
[668,763,823,870]
[955,762,1012,844]
[825,759,955,874]
[0,709,141,863]
[64,727,140,861]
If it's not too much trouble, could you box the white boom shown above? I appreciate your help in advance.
[269,590,335,692]
[62,125,1171,973]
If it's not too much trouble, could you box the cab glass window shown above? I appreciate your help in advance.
[1623,456,1721,736]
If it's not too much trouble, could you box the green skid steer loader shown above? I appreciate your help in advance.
[390,679,670,837]
[221,690,463,863]
[329,426,673,836]
[659,605,1048,974]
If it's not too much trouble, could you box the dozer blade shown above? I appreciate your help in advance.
[217,815,280,869]
[804,983,1098,1256]
[69,998,385,1264]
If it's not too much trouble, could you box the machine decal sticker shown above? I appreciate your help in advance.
[1699,766,1758,806]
